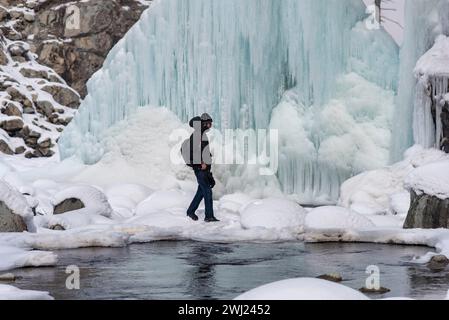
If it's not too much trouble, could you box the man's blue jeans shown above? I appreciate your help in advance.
[187,169,214,219]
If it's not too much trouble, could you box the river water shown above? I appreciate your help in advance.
[11,241,449,300]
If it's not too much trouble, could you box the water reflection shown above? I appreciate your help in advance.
[11,242,448,300]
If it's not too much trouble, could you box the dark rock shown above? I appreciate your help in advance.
[0,201,27,232]
[0,49,7,65]
[1,118,24,132]
[35,100,54,117]
[49,224,65,231]
[317,273,343,283]
[427,255,449,270]
[0,139,13,155]
[2,103,22,117]
[54,198,85,215]
[0,273,17,282]
[19,68,48,79]
[404,190,449,229]
[14,146,25,154]
[41,85,80,109]
[24,151,36,159]
[359,287,391,294]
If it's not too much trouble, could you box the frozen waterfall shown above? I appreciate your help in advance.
[391,0,449,161]
[59,0,399,203]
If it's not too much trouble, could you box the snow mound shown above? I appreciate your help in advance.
[235,278,369,300]
[405,161,449,199]
[218,193,255,214]
[415,35,449,77]
[0,180,35,232]
[339,145,449,215]
[51,185,113,217]
[305,206,375,230]
[0,245,57,272]
[106,183,154,205]
[43,211,114,230]
[135,189,193,216]
[240,198,305,231]
[0,284,53,300]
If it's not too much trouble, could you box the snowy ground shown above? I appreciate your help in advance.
[1,108,449,299]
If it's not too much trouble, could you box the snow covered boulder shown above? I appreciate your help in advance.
[218,193,254,214]
[404,161,449,229]
[240,198,305,232]
[305,206,375,230]
[235,278,369,300]
[51,186,112,218]
[0,181,35,233]
[135,190,193,216]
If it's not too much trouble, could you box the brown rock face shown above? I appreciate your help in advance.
[0,0,151,158]
[0,201,27,233]
[41,85,80,109]
[25,0,150,97]
[404,190,449,229]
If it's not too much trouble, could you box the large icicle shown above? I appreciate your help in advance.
[59,0,399,203]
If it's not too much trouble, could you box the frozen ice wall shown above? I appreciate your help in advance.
[59,0,399,203]
[391,0,449,161]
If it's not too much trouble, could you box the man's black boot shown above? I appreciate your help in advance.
[187,213,199,221]
[205,217,220,222]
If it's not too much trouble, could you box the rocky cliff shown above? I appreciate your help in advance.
[0,0,151,157]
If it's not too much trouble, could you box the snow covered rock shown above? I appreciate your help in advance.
[218,193,254,214]
[51,185,112,218]
[240,198,305,232]
[339,146,449,216]
[305,206,375,230]
[235,278,369,300]
[0,284,53,300]
[404,161,449,229]
[0,180,35,232]
[413,35,449,151]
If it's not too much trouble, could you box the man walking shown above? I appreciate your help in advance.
[182,113,220,222]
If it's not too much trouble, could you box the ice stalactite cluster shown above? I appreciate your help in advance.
[59,0,399,203]
[391,0,449,161]
[413,35,449,151]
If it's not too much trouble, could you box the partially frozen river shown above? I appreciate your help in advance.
[11,242,449,300]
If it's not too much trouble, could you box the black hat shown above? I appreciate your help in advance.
[200,113,213,122]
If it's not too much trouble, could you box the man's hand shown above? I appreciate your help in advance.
[201,163,207,171]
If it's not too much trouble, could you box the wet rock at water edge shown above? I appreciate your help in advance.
[0,273,17,282]
[359,286,391,294]
[317,273,343,283]
[53,198,85,215]
[427,255,449,270]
